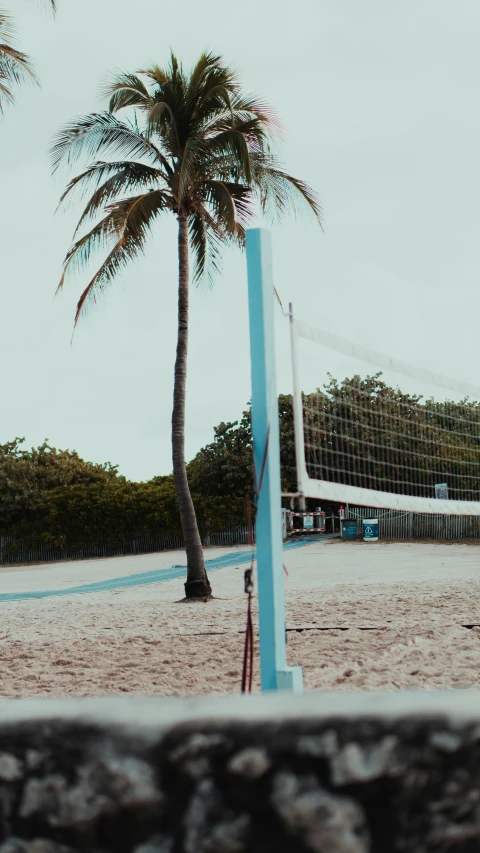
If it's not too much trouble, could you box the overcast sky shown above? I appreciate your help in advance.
[1,0,480,481]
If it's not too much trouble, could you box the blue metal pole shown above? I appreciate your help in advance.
[246,228,303,693]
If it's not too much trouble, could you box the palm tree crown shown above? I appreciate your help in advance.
[52,51,322,320]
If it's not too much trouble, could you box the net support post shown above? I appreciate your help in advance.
[246,228,303,694]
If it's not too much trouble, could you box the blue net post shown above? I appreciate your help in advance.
[246,228,303,693]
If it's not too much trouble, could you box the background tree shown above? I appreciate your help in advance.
[190,394,298,498]
[0,2,56,112]
[0,437,119,532]
[51,51,322,599]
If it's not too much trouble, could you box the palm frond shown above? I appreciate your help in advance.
[0,43,35,79]
[0,12,37,111]
[0,79,13,104]
[57,211,118,291]
[186,52,223,101]
[203,93,282,144]
[0,47,36,101]
[73,191,167,325]
[146,99,179,156]
[72,163,169,235]
[252,155,323,225]
[232,220,246,248]
[57,159,166,211]
[193,83,233,123]
[188,212,207,282]
[50,113,167,173]
[22,0,57,11]
[37,0,57,11]
[204,114,273,156]
[0,11,15,42]
[187,52,237,121]
[40,0,57,13]
[204,129,253,183]
[104,71,150,114]
[177,136,205,205]
[213,181,254,223]
[230,92,282,134]
[199,180,238,232]
[189,210,224,286]
[65,191,168,324]
[139,64,169,88]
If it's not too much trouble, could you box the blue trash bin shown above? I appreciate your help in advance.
[362,519,379,542]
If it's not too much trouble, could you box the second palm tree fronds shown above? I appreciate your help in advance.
[52,51,322,599]
[0,10,35,110]
[0,1,56,112]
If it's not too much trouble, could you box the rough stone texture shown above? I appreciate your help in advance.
[0,692,478,851]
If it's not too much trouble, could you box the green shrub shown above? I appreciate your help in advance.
[9,479,246,553]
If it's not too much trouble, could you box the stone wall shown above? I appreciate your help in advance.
[0,691,478,852]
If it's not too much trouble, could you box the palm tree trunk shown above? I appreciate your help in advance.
[172,213,212,599]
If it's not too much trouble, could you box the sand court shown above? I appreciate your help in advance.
[0,539,478,698]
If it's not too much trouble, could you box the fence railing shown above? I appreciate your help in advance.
[345,505,480,540]
[0,523,250,565]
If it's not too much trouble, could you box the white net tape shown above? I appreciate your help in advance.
[290,315,480,515]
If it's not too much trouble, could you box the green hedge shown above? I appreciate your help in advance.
[9,479,247,553]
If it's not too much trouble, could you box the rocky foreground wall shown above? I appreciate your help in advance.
[0,691,478,853]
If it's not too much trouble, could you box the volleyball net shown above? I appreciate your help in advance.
[289,308,480,515]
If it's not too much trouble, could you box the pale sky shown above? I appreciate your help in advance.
[2,0,480,481]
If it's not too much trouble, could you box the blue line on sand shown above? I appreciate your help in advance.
[0,534,339,603]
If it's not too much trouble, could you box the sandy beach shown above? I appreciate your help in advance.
[0,539,479,698]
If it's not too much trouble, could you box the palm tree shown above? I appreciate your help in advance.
[51,52,322,600]
[0,1,56,112]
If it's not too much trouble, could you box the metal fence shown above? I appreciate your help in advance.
[345,505,480,540]
[0,522,250,565]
